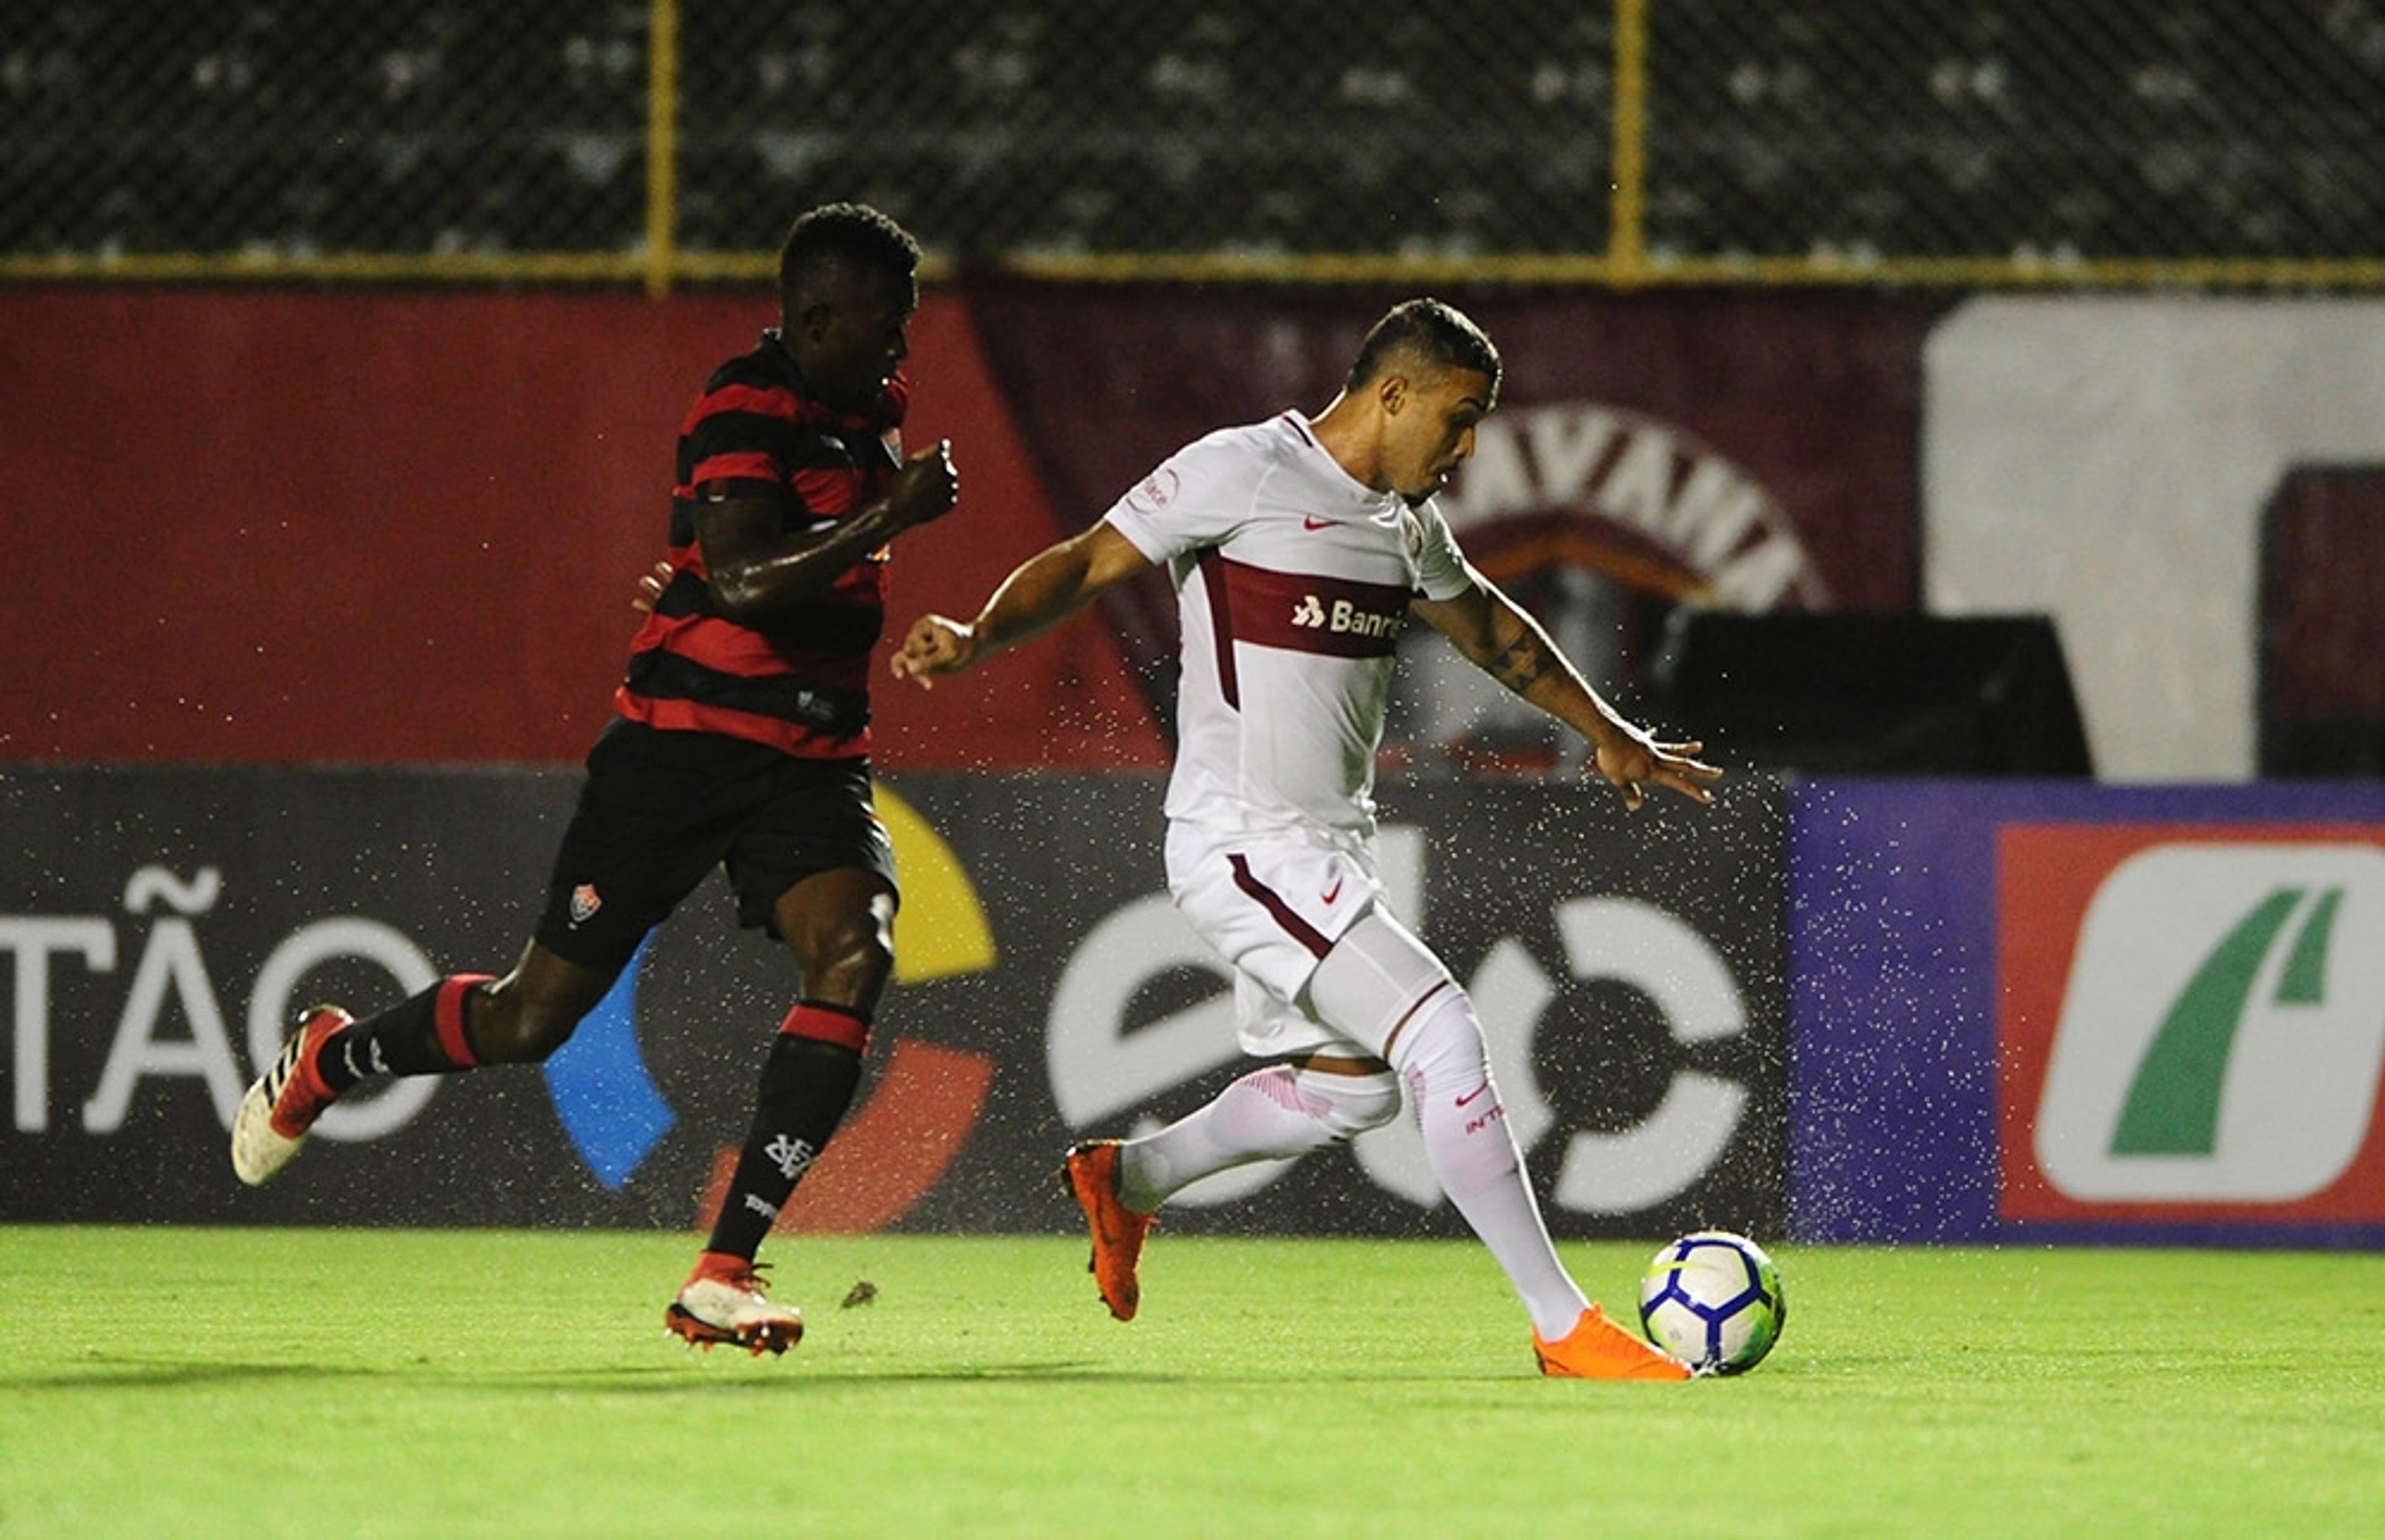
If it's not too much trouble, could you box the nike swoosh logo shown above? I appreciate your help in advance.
[1322,878,1344,904]
[1302,517,1332,530]
[1455,1084,1492,1108]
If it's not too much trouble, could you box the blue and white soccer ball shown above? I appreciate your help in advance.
[1637,1230,1786,1375]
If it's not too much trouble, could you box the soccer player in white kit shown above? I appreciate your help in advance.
[893,299,1720,1378]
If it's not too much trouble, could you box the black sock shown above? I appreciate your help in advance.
[704,1010,870,1259]
[317,974,489,1092]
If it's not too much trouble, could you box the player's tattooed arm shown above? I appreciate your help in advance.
[1413,569,1720,810]
[1415,576,1580,709]
[1485,622,1556,694]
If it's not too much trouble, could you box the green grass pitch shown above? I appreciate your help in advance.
[4,1227,2380,1536]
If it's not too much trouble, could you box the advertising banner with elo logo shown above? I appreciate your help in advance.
[1,767,1785,1239]
[1791,779,2385,1248]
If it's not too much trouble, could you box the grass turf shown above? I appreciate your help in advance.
[2,1228,2380,1536]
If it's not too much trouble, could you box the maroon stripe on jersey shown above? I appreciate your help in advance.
[1280,412,1319,448]
[1227,854,1333,959]
[1196,548,1240,709]
[1214,555,1411,659]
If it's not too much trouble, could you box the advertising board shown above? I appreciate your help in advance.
[2,767,1785,1239]
[1791,779,2385,1246]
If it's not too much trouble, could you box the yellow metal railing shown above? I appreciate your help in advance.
[642,0,678,299]
[1609,0,1650,288]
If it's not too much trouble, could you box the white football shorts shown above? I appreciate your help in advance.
[1163,820,1384,1059]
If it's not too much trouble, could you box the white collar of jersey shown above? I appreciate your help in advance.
[1280,410,1403,520]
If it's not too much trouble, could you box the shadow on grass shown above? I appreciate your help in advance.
[0,1358,1191,1393]
[2,1356,1592,1393]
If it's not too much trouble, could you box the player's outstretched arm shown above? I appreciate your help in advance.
[1412,569,1721,812]
[893,522,1152,689]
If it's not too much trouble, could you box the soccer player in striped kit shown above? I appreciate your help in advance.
[232,204,956,1356]
[894,299,1720,1378]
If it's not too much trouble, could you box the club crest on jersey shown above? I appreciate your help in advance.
[569,884,602,926]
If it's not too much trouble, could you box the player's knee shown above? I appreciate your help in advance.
[1297,1069,1402,1139]
[799,915,894,1001]
[1388,986,1491,1086]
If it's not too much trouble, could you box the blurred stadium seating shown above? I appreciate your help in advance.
[4,0,2381,281]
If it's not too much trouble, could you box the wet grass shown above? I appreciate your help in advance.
[2,1228,2379,1536]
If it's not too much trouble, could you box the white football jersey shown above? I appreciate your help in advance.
[1102,410,1475,838]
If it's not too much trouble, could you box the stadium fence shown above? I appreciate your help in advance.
[5,0,2383,291]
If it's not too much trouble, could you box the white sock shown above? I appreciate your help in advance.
[1391,990,1590,1341]
[1117,1064,1400,1212]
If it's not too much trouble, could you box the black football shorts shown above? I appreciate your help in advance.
[534,718,898,971]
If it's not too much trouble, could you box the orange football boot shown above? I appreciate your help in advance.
[1533,1304,1694,1380]
[1061,1140,1157,1321]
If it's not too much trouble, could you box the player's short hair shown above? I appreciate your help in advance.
[778,202,922,314]
[1345,298,1501,395]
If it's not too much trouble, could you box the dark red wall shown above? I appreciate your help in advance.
[3,285,1940,771]
[0,289,1166,768]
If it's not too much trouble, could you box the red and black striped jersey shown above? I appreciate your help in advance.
[615,329,910,759]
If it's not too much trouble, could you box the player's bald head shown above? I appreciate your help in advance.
[1344,298,1502,399]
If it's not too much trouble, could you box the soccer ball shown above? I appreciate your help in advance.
[1637,1230,1786,1375]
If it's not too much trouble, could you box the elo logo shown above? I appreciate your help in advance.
[1048,827,1750,1215]
[1999,829,2385,1221]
